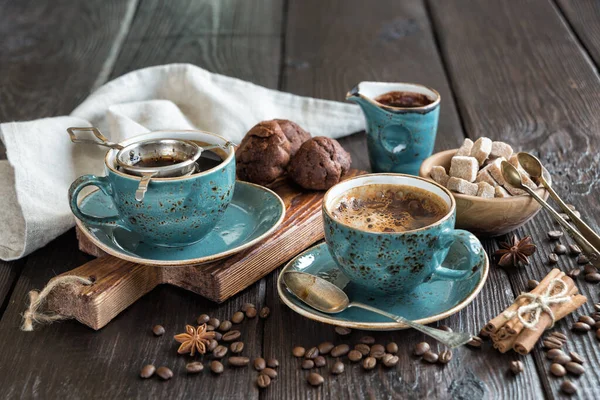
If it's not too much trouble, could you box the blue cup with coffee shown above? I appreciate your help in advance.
[346,82,440,175]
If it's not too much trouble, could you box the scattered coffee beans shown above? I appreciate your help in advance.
[553,354,572,365]
[595,303,600,312]
[222,330,241,342]
[509,360,523,375]
[549,332,568,342]
[439,350,453,364]
[335,326,352,335]
[301,359,315,369]
[542,340,563,350]
[546,349,566,360]
[382,354,399,367]
[152,325,165,336]
[314,356,326,367]
[254,357,266,371]
[565,362,585,375]
[245,307,257,319]
[439,325,453,332]
[569,244,582,255]
[257,374,271,389]
[331,344,350,358]
[414,342,430,356]
[267,358,279,368]
[307,372,324,386]
[208,317,220,328]
[386,342,398,354]
[213,332,223,341]
[550,363,567,377]
[597,329,600,340]
[359,336,376,344]
[197,314,210,324]
[572,322,591,333]
[210,361,224,374]
[305,347,319,359]
[467,336,483,348]
[213,345,228,359]
[348,350,363,362]
[231,311,244,324]
[569,351,584,364]
[370,344,385,359]
[218,320,232,332]
[554,244,567,255]
[577,255,589,264]
[544,336,564,348]
[228,356,250,367]
[527,279,540,290]
[259,307,270,319]
[547,230,563,240]
[578,315,595,326]
[585,273,600,283]
[292,346,306,357]
[230,342,244,353]
[207,339,219,352]
[331,361,344,374]
[548,253,559,265]
[186,362,204,374]
[241,303,255,312]
[140,364,155,379]
[566,268,581,279]
[318,342,334,355]
[422,351,438,363]
[262,368,277,379]
[156,366,173,380]
[561,380,577,395]
[363,356,377,370]
[583,264,597,275]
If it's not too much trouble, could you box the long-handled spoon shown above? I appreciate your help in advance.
[517,152,600,252]
[282,271,473,348]
[501,161,600,268]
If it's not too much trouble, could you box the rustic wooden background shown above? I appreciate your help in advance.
[1,0,599,399]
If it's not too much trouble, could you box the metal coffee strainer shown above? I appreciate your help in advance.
[67,127,231,201]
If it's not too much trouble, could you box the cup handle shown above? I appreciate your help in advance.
[429,229,485,282]
[68,175,120,226]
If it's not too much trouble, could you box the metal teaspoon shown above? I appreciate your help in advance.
[517,152,600,252]
[501,161,600,268]
[282,271,473,348]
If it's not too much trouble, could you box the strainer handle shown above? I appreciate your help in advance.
[67,127,123,150]
[69,175,120,226]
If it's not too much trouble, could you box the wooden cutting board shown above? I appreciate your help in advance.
[46,171,363,330]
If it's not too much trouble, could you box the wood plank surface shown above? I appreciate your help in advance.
[429,0,600,397]
[555,0,600,70]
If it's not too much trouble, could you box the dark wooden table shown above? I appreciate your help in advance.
[1,0,599,398]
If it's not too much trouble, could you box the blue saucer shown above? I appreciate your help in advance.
[75,181,285,266]
[278,242,489,330]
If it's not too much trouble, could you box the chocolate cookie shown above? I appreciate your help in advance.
[288,137,352,190]
[236,120,311,185]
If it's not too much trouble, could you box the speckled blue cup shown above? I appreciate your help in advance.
[323,174,485,294]
[69,130,235,247]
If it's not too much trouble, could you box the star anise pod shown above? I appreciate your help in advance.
[174,324,215,356]
[494,235,537,268]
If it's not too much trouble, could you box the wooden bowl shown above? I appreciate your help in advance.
[419,149,551,237]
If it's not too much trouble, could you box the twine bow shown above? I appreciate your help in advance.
[503,278,572,330]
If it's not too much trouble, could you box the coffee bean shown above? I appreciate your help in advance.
[331,344,350,358]
[307,372,324,386]
[348,350,363,362]
[230,342,244,353]
[584,264,598,275]
[213,345,228,359]
[439,350,453,364]
[548,230,563,240]
[152,325,165,336]
[305,347,319,359]
[414,342,431,356]
[210,361,224,374]
[572,322,591,332]
[548,253,559,265]
[578,315,595,325]
[544,336,564,347]
[577,255,589,264]
[479,329,490,339]
[231,311,244,324]
[213,331,223,341]
[386,342,398,354]
[267,358,279,368]
[318,342,334,355]
[594,321,600,329]
[228,356,250,367]
[314,356,326,367]
[354,344,371,356]
[509,360,523,375]
[254,357,266,371]
[569,351,584,364]
[222,330,241,342]
[422,351,438,363]
[595,303,600,312]
[335,326,352,335]
[362,356,377,370]
[553,354,572,365]
[241,303,255,312]
[554,244,567,255]
[207,339,218,352]
[567,268,581,279]
[245,307,257,318]
[262,367,277,379]
[565,361,585,375]
[542,340,563,350]
[597,328,600,340]
[438,325,453,332]
[156,366,173,380]
[546,349,566,360]
[569,244,582,255]
[292,346,306,357]
[561,380,577,395]
[466,336,483,348]
[527,279,539,290]
[208,317,220,328]
[218,320,232,332]
[585,272,600,283]
[197,314,210,324]
[592,312,600,321]
[550,363,567,377]
[549,332,568,342]
[382,353,399,367]
[359,336,376,344]
[140,364,155,378]
[186,362,204,374]
[331,361,344,375]
[369,344,385,359]
[301,359,314,370]
[256,374,271,389]
[259,306,270,319]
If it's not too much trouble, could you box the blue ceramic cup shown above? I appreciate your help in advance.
[323,173,485,294]
[69,130,235,247]
[346,82,440,175]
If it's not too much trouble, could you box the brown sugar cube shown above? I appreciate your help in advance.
[508,154,520,168]
[476,169,499,187]
[480,157,507,186]
[490,141,513,160]
[476,181,495,198]
[430,166,449,187]
[470,137,493,165]
[495,185,511,198]
[449,156,478,182]
[447,177,478,196]
[455,138,474,157]
[503,182,527,196]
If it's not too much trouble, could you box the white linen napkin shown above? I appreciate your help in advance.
[0,63,365,260]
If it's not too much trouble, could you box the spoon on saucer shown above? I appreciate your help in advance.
[282,271,473,348]
[501,161,600,268]
[517,152,600,252]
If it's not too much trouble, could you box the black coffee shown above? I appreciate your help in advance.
[133,150,223,172]
[330,184,449,233]
[375,91,434,108]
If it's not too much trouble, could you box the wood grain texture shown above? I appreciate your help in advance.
[555,0,600,69]
[429,0,600,397]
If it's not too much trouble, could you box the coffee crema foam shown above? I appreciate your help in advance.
[330,184,449,233]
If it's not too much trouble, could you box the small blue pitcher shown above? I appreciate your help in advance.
[346,82,440,175]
